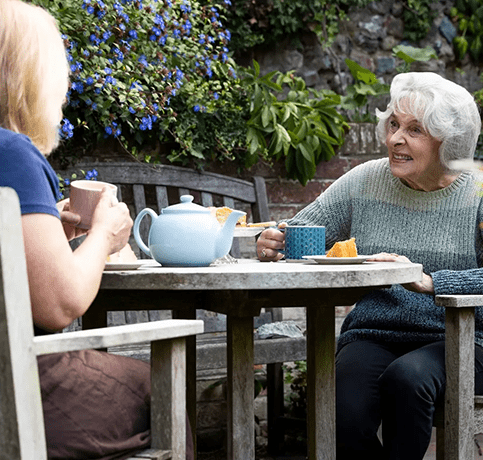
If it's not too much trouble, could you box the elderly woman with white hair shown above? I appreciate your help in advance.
[257,72,483,459]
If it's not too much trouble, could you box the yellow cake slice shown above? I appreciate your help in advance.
[208,206,247,226]
[326,237,358,257]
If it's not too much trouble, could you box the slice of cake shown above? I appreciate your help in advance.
[208,206,247,226]
[326,237,358,257]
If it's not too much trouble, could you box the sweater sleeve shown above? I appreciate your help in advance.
[284,163,363,246]
[432,268,483,295]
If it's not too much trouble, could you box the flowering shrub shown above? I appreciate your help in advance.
[57,169,98,200]
[30,0,239,164]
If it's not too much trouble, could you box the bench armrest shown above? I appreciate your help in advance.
[34,319,204,356]
[435,294,483,308]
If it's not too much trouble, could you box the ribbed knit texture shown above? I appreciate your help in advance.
[285,158,483,348]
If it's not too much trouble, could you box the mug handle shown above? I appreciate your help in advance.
[133,208,157,257]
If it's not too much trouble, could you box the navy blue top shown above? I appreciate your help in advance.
[0,127,60,218]
[0,127,61,335]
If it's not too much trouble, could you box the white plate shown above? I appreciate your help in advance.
[104,261,143,270]
[233,227,264,237]
[302,255,371,265]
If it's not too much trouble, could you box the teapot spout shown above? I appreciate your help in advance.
[215,210,246,259]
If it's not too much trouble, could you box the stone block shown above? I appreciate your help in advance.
[439,16,457,44]
[254,394,267,420]
[376,56,396,74]
[269,205,306,222]
[359,123,376,154]
[340,123,360,156]
[302,69,320,87]
[267,180,322,204]
[315,157,350,179]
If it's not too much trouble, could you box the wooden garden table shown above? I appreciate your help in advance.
[86,259,422,460]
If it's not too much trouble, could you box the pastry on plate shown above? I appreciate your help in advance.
[326,237,358,257]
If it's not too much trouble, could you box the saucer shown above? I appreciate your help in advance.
[302,255,370,265]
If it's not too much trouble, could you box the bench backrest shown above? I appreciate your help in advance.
[57,161,270,258]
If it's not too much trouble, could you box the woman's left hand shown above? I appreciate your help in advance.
[367,252,434,295]
[56,199,87,241]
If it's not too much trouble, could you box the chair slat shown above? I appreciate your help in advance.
[155,186,169,211]
[201,192,213,207]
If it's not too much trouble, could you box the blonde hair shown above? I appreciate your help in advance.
[0,0,70,155]
[376,72,481,170]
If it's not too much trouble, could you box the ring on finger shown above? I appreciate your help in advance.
[261,248,267,258]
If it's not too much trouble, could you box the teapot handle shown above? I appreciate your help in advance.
[133,208,157,258]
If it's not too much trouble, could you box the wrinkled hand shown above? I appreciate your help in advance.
[56,199,86,241]
[257,222,286,262]
[90,188,133,255]
[367,252,434,295]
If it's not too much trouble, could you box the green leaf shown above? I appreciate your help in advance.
[392,45,438,64]
[261,106,272,128]
[345,59,377,84]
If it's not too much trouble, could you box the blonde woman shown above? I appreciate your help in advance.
[0,1,193,458]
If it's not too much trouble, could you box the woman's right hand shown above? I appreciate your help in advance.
[257,222,286,261]
[90,188,133,255]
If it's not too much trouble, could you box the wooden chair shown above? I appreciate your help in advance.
[56,161,305,454]
[0,186,203,460]
[433,294,483,460]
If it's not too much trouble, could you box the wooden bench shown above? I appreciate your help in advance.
[0,186,203,460]
[56,161,307,455]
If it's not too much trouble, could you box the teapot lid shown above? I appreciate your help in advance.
[162,195,210,214]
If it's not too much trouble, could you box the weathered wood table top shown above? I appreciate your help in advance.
[91,260,423,460]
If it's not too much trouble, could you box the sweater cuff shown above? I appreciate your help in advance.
[431,268,483,295]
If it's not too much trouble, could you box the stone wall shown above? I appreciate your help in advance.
[236,0,483,96]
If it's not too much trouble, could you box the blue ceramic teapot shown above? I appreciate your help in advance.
[133,195,246,267]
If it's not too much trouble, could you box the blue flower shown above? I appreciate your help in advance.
[193,105,200,112]
[85,169,98,180]
[60,118,74,139]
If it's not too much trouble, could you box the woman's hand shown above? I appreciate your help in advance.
[257,222,286,262]
[367,252,434,295]
[56,199,86,241]
[89,187,133,255]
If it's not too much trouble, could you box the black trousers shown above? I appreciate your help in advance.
[335,340,483,460]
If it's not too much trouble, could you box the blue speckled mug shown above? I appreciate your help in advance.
[284,226,325,262]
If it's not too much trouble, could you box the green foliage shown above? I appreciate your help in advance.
[451,0,483,62]
[241,61,348,186]
[216,0,373,53]
[402,0,438,43]
[340,59,390,123]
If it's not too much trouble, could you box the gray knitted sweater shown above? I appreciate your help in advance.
[285,158,483,348]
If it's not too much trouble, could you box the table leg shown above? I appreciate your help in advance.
[227,315,255,460]
[306,306,336,460]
